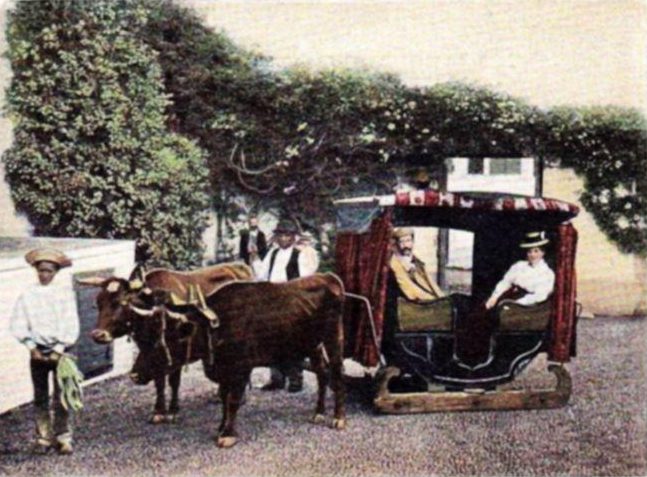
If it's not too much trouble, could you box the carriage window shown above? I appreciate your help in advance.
[467,158,485,174]
[445,229,474,294]
[489,158,522,175]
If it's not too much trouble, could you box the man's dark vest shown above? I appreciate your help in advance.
[239,229,268,265]
[268,248,300,281]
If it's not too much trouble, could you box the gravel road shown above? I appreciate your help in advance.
[1,316,645,477]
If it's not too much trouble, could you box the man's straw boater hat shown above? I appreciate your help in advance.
[520,231,549,248]
[392,227,415,240]
[25,248,72,269]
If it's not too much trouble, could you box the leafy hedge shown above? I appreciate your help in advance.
[4,0,645,259]
[545,107,646,255]
[133,1,647,256]
[3,0,210,268]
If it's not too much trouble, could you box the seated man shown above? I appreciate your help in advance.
[389,227,444,302]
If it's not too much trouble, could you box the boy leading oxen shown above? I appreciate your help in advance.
[128,273,347,448]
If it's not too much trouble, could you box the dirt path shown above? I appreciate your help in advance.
[1,317,645,477]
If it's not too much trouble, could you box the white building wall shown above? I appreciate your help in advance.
[447,157,536,195]
[0,238,136,413]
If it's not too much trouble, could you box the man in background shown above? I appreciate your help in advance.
[239,214,268,266]
[253,220,319,392]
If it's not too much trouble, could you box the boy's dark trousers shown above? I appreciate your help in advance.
[30,353,72,447]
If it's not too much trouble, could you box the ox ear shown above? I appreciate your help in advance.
[76,276,108,287]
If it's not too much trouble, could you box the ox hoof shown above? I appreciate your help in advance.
[331,418,346,430]
[165,414,178,424]
[311,414,326,425]
[216,436,238,448]
[149,414,166,425]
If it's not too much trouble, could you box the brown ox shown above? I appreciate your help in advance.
[129,273,346,448]
[79,262,253,423]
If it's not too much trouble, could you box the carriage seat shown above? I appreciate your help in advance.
[496,296,552,331]
[397,296,454,332]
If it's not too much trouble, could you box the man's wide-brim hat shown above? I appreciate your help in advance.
[520,231,549,248]
[25,248,72,268]
[393,227,414,240]
[273,220,298,235]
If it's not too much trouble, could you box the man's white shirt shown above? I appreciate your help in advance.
[394,253,415,272]
[10,281,80,353]
[253,246,319,283]
[490,259,555,306]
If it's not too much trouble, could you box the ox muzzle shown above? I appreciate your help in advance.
[90,329,113,344]
[129,371,150,385]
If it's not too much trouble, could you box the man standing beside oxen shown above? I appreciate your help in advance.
[253,219,319,392]
[10,249,80,455]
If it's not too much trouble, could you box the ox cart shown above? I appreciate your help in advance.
[335,188,579,414]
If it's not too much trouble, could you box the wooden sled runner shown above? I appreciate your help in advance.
[374,364,571,414]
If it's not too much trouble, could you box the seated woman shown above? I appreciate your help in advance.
[454,231,555,366]
[485,231,555,310]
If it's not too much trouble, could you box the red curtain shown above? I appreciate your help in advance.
[548,222,578,362]
[335,209,393,366]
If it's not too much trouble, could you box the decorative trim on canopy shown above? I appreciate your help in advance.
[335,189,579,217]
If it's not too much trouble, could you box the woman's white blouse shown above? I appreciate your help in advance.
[490,259,555,306]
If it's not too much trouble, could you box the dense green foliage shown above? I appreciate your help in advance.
[3,0,645,258]
[3,0,210,268]
[545,107,646,255]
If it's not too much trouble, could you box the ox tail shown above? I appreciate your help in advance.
[342,292,386,367]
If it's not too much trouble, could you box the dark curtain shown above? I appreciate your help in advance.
[335,209,393,366]
[548,222,578,362]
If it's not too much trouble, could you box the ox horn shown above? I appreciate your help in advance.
[75,276,108,287]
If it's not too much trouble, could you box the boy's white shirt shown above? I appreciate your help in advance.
[10,278,80,354]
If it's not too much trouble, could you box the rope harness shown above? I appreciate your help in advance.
[127,301,212,370]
